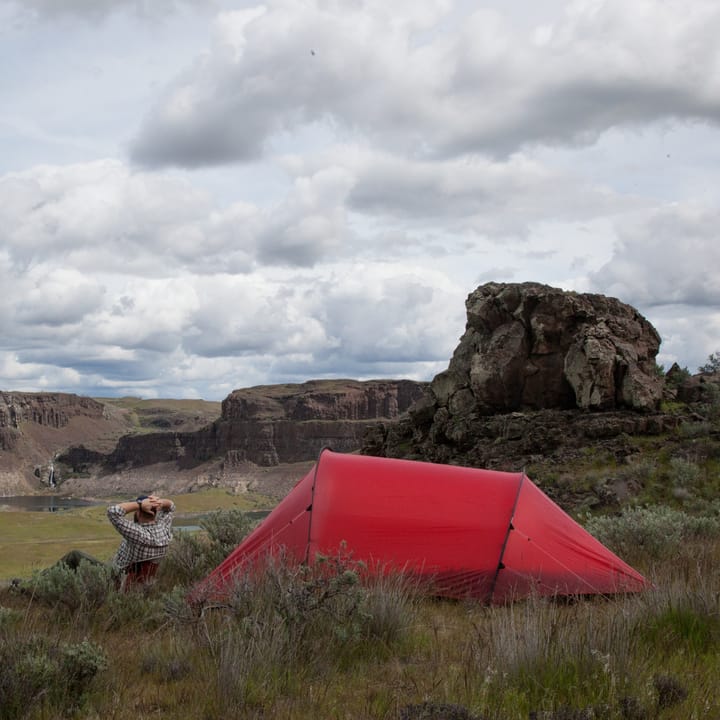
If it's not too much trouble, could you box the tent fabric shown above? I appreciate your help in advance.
[195,449,649,603]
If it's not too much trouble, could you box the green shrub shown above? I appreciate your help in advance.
[0,605,22,629]
[583,505,720,559]
[161,529,213,585]
[161,509,257,588]
[103,587,167,631]
[26,559,115,612]
[201,509,256,560]
[698,351,720,373]
[0,635,107,719]
[669,456,701,486]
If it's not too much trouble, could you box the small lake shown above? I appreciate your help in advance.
[0,495,100,512]
[0,497,272,526]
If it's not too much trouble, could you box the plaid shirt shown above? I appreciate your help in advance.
[107,502,175,571]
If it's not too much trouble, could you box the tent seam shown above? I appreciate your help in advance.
[303,446,331,564]
[489,472,525,603]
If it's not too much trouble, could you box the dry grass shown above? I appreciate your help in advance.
[3,485,720,719]
[2,537,720,720]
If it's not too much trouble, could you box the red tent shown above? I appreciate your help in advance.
[196,449,648,603]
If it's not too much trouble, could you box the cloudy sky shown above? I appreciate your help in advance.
[1,0,719,400]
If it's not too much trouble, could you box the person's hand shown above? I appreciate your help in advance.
[149,497,162,513]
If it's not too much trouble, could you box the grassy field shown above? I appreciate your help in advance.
[96,396,222,433]
[1,524,719,720]
[0,489,274,582]
[3,408,720,719]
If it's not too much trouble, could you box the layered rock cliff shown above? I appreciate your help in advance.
[0,392,127,494]
[0,392,106,438]
[57,379,427,482]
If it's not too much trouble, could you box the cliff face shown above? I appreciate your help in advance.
[0,392,125,494]
[58,379,427,479]
[0,392,106,438]
[222,380,423,422]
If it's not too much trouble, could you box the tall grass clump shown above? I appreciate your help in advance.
[194,549,420,716]
[636,551,720,657]
[464,595,641,716]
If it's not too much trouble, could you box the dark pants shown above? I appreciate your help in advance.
[122,560,159,589]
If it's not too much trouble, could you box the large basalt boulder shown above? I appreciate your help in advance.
[430,282,662,416]
[362,282,666,474]
[676,371,720,404]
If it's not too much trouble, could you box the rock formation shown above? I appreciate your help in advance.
[57,379,427,480]
[363,282,667,469]
[0,392,105,435]
[439,282,662,414]
[0,392,122,493]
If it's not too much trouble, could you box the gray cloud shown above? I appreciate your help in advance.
[0,161,355,275]
[129,0,720,169]
[589,208,720,308]
[13,270,105,327]
[345,150,628,237]
[3,0,214,22]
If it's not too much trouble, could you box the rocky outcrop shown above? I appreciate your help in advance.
[58,379,427,476]
[436,282,662,415]
[0,392,105,433]
[0,392,118,493]
[0,391,106,460]
[364,406,678,470]
[363,282,666,468]
[222,380,422,422]
[675,371,720,404]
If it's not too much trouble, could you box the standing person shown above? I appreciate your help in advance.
[107,494,175,589]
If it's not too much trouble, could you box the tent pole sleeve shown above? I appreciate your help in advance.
[488,472,526,602]
[303,446,331,564]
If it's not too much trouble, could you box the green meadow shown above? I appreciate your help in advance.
[0,489,273,582]
[2,491,720,719]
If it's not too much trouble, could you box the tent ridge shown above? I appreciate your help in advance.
[489,471,526,603]
[303,446,330,564]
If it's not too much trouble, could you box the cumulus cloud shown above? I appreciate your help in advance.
[3,0,214,22]
[0,160,356,275]
[0,161,212,273]
[13,268,105,327]
[2,0,720,399]
[129,0,720,168]
[589,206,720,308]
[344,148,629,237]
